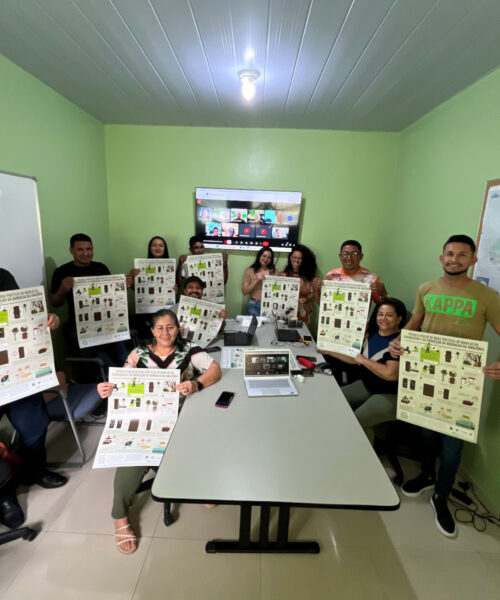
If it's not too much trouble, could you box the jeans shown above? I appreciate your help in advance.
[420,428,464,498]
[68,330,129,369]
[247,298,261,316]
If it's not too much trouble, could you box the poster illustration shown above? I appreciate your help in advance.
[473,182,500,294]
[177,295,224,347]
[134,258,176,314]
[0,286,58,407]
[93,368,179,468]
[316,281,371,356]
[184,253,224,303]
[73,275,130,348]
[397,330,487,443]
[260,276,300,319]
[222,347,246,369]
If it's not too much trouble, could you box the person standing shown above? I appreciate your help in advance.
[389,234,500,537]
[241,247,277,316]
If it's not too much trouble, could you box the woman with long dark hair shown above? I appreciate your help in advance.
[241,247,277,315]
[280,244,321,324]
[146,235,169,259]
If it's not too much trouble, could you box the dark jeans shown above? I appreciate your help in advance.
[420,428,464,498]
[0,393,50,482]
[324,354,360,386]
[68,330,129,369]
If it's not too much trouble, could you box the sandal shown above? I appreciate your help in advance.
[204,504,217,509]
[115,523,137,555]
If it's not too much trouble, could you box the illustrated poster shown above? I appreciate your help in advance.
[93,368,179,468]
[185,253,224,303]
[222,347,246,369]
[260,276,300,319]
[134,258,176,313]
[0,286,58,406]
[397,330,488,443]
[473,182,500,293]
[316,281,371,356]
[177,295,224,347]
[73,275,130,348]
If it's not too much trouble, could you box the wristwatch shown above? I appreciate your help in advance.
[195,379,204,391]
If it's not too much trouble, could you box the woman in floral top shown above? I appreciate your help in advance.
[97,309,221,555]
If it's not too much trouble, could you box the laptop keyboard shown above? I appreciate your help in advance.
[247,379,288,389]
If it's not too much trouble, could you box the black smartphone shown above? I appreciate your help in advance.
[215,391,234,408]
[205,346,221,354]
[302,335,313,343]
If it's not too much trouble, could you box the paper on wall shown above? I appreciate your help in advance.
[93,367,179,468]
[0,286,58,407]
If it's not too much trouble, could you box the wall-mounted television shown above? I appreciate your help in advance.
[195,187,303,252]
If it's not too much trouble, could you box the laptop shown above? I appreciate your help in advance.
[273,313,301,343]
[244,348,298,397]
[224,315,258,346]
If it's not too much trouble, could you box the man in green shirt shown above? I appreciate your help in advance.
[390,234,500,537]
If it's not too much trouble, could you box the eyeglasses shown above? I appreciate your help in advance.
[340,251,360,258]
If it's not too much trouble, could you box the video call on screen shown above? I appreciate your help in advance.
[195,189,302,252]
[245,353,290,376]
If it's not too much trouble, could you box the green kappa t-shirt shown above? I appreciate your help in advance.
[413,278,500,340]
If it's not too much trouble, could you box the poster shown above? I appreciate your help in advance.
[93,367,179,468]
[73,274,130,348]
[177,295,224,347]
[222,347,246,369]
[260,276,300,319]
[134,258,176,313]
[316,281,371,356]
[474,182,500,293]
[397,330,488,443]
[0,286,58,407]
[184,253,224,303]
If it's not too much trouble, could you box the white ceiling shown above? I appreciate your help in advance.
[1,0,500,131]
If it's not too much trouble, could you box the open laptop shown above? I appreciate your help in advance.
[273,313,301,343]
[224,315,258,346]
[244,348,298,397]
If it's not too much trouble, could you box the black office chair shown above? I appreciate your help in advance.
[374,421,421,486]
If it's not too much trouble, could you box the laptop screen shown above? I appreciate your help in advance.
[244,351,290,377]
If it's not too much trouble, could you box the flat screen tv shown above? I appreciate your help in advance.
[195,187,302,252]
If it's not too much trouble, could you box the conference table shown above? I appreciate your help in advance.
[152,319,399,554]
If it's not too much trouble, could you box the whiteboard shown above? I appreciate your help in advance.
[0,170,45,288]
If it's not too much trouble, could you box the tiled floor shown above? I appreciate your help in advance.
[1,421,499,600]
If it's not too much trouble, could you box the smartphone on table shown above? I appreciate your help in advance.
[215,391,234,408]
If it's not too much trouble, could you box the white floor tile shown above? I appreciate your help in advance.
[0,530,47,597]
[133,538,261,600]
[2,531,152,600]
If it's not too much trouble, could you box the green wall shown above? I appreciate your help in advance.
[0,54,109,293]
[388,68,500,509]
[104,126,400,317]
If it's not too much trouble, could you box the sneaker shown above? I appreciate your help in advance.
[401,473,435,497]
[430,495,456,537]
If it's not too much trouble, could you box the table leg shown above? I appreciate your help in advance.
[205,504,320,554]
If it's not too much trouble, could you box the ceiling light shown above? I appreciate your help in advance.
[238,69,259,102]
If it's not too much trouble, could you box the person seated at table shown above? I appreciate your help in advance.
[171,276,227,330]
[280,244,321,324]
[241,247,278,316]
[319,297,406,444]
[97,308,222,555]
[176,235,228,288]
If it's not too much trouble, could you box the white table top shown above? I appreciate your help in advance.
[153,321,399,509]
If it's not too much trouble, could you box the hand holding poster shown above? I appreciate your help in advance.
[177,295,224,347]
[93,367,179,468]
[73,274,130,348]
[397,330,488,443]
[316,280,371,356]
[0,286,58,406]
[185,253,224,303]
[260,275,300,319]
[134,258,176,313]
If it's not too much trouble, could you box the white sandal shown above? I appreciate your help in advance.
[115,523,137,555]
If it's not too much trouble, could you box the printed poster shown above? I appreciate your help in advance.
[93,368,179,468]
[177,295,224,347]
[0,286,58,406]
[316,280,371,356]
[260,275,300,319]
[134,258,176,313]
[397,330,488,443]
[73,274,130,348]
[184,253,225,303]
[474,183,500,294]
[222,347,246,369]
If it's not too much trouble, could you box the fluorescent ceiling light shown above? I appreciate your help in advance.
[238,69,259,102]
